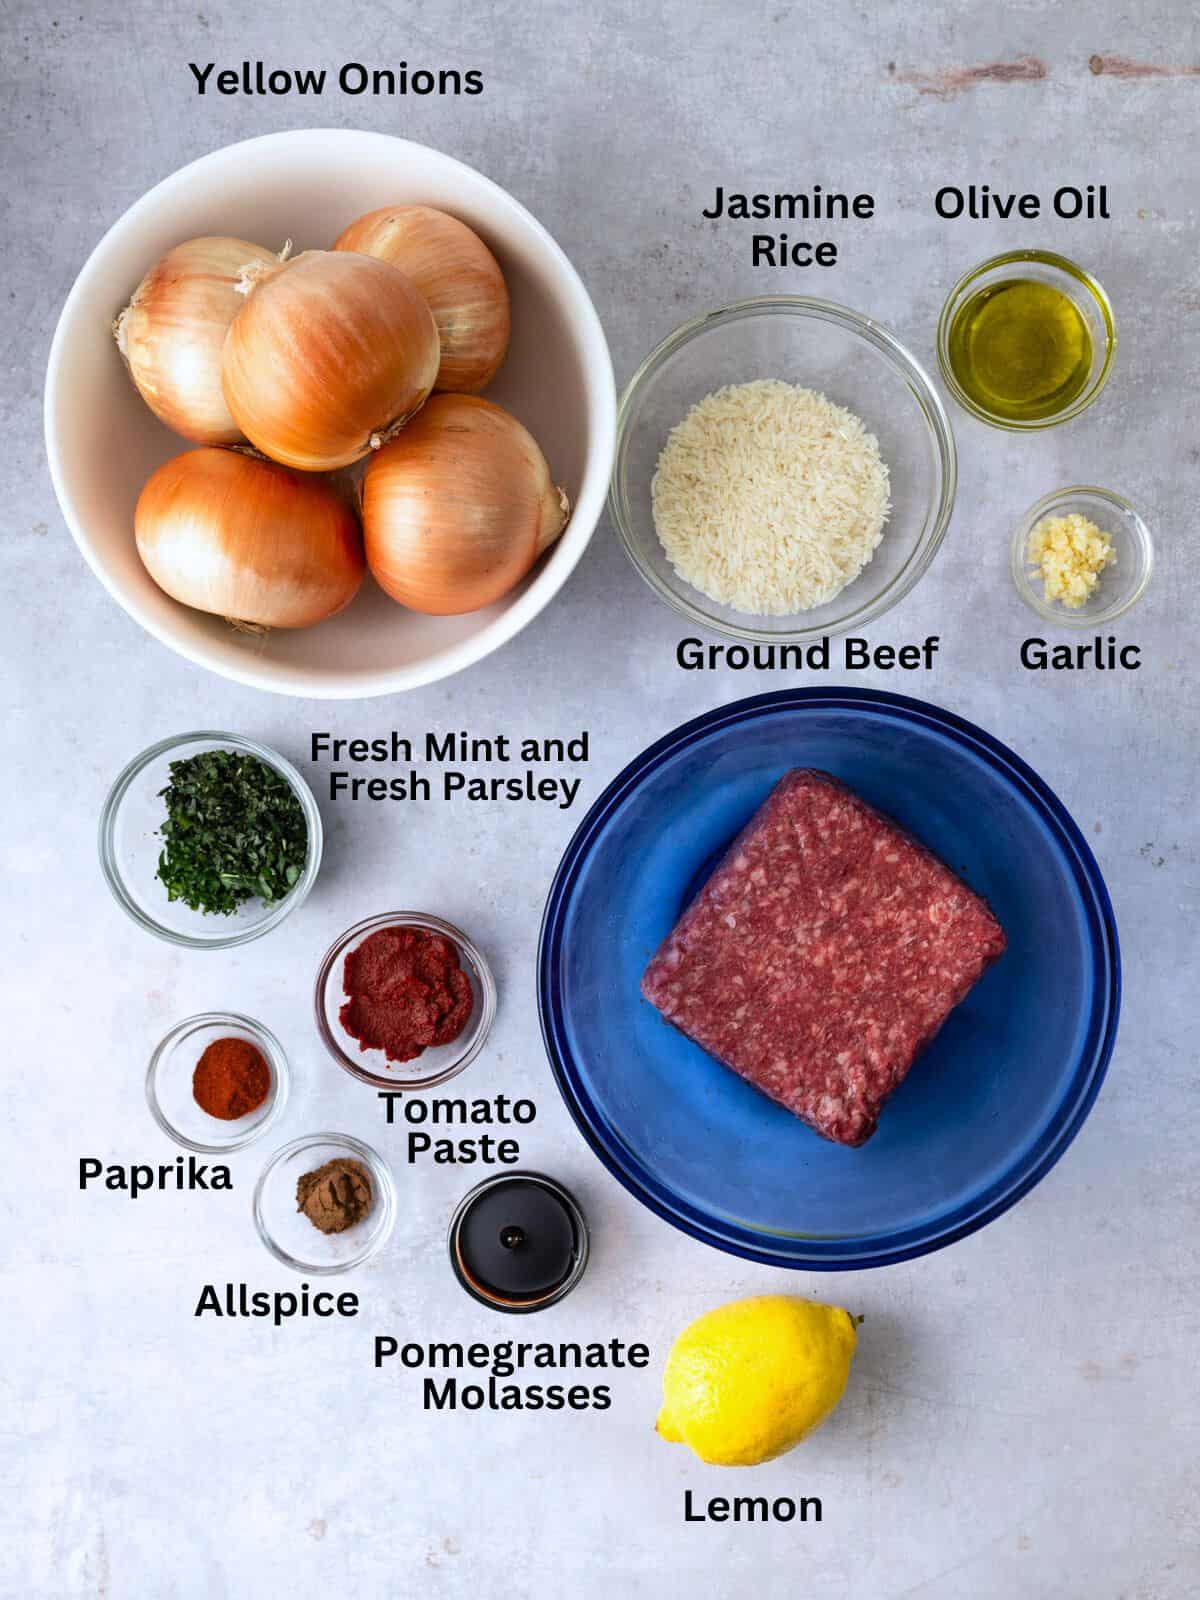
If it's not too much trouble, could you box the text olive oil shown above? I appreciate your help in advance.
[947,278,1093,423]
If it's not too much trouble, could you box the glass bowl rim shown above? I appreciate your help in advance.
[314,910,498,1091]
[936,249,1117,431]
[98,729,324,950]
[145,1010,290,1154]
[537,685,1121,1271]
[1010,484,1154,627]
[252,1131,397,1274]
[609,294,959,644]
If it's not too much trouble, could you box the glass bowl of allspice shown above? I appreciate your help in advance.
[253,1133,396,1274]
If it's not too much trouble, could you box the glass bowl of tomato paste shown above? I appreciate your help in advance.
[315,912,497,1091]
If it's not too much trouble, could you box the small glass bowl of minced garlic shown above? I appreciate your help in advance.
[1011,487,1153,626]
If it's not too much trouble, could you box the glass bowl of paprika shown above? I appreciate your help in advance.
[147,1012,289,1153]
[315,911,497,1092]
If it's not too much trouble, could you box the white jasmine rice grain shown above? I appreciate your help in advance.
[651,379,891,615]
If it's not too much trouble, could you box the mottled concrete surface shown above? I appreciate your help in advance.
[3,2,1198,1596]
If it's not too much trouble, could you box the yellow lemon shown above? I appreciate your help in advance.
[656,1295,857,1466]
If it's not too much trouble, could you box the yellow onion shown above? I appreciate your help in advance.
[115,236,276,443]
[135,447,365,628]
[362,395,569,615]
[221,249,439,471]
[334,206,510,394]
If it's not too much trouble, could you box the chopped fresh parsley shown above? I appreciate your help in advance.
[156,749,308,916]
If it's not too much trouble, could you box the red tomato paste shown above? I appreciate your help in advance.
[340,926,474,1064]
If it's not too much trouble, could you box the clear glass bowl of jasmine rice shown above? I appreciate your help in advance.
[611,297,956,644]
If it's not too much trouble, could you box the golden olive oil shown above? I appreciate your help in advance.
[947,278,1093,422]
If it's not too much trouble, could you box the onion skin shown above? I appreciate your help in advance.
[222,249,439,472]
[135,448,365,628]
[362,395,570,615]
[334,206,510,394]
[116,236,276,443]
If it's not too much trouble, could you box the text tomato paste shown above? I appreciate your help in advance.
[340,926,474,1064]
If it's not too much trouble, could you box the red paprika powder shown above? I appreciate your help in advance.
[193,1036,271,1120]
[340,926,474,1065]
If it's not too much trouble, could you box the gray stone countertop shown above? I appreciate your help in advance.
[3,2,1197,1595]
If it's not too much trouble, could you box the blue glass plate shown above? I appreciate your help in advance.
[538,689,1119,1269]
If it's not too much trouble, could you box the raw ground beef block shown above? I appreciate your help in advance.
[640,770,1007,1147]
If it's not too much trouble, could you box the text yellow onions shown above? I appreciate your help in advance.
[362,395,569,615]
[115,236,276,444]
[334,206,510,394]
[221,250,439,471]
[135,448,365,628]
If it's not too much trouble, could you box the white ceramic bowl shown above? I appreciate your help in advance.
[45,130,616,699]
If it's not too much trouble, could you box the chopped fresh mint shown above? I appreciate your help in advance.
[156,749,308,916]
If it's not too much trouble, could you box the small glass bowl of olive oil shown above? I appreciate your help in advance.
[937,251,1115,429]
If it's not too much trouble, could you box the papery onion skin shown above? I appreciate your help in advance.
[334,206,511,394]
[362,395,570,615]
[116,237,276,443]
[221,249,439,472]
[135,447,365,628]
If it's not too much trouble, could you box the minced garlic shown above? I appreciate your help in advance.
[1027,512,1116,609]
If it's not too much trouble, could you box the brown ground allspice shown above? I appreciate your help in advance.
[296,1158,373,1234]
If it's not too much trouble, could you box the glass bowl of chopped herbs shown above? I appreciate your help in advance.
[99,732,323,947]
